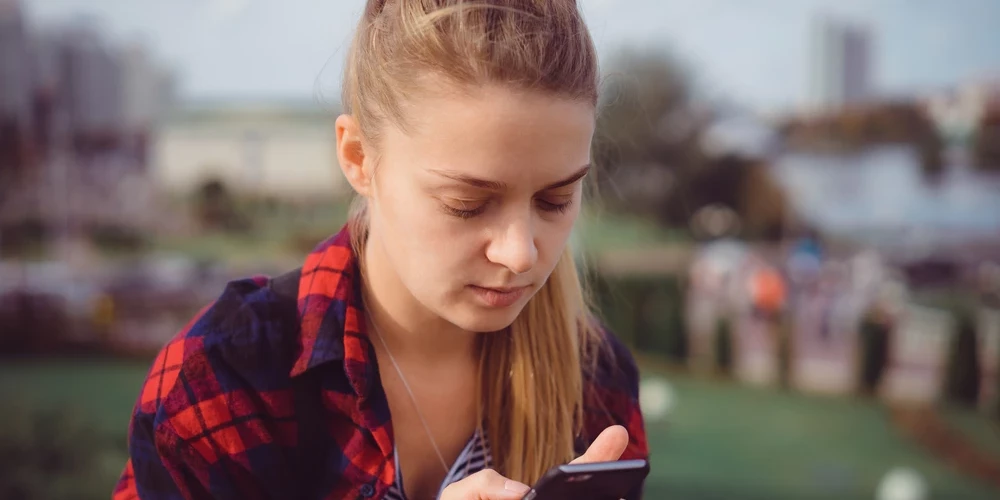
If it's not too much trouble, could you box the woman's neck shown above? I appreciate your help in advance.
[360,238,480,365]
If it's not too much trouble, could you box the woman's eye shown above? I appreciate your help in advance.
[537,198,573,214]
[441,197,574,219]
[442,200,488,219]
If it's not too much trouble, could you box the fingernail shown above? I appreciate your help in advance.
[504,480,530,494]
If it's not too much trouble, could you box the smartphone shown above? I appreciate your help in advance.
[521,459,650,500]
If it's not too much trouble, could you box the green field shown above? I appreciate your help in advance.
[0,360,149,500]
[640,370,1000,499]
[1,359,998,499]
[940,405,1000,460]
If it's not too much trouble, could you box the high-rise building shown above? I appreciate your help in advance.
[0,3,177,233]
[0,0,31,134]
[121,40,178,132]
[808,16,873,111]
[59,20,124,136]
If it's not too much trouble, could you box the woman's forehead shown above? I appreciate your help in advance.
[382,85,595,185]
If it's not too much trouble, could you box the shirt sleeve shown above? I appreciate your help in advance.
[113,409,212,500]
[113,277,299,500]
[580,323,651,500]
[611,335,650,500]
[610,334,650,462]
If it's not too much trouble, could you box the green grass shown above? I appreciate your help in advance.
[0,358,150,435]
[2,359,999,499]
[940,404,1000,459]
[0,359,152,500]
[641,368,1000,499]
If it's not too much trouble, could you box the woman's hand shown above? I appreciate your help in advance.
[439,469,532,500]
[568,425,629,465]
[439,426,630,500]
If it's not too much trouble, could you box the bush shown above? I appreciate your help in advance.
[593,273,688,362]
[943,308,981,407]
[714,317,733,375]
[193,177,252,233]
[87,224,149,254]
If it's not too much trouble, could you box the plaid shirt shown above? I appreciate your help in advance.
[113,224,649,500]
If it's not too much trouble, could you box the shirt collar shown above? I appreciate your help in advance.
[289,224,377,397]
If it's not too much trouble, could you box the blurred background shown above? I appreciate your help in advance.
[2,0,999,498]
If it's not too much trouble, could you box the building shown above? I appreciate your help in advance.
[770,144,1000,267]
[0,1,177,244]
[808,16,873,112]
[153,101,348,202]
[65,22,126,136]
[122,41,177,134]
[0,0,31,137]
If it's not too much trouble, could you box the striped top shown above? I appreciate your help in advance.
[385,431,492,500]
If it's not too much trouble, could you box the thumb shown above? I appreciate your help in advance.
[570,425,629,464]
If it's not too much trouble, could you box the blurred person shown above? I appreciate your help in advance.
[748,262,787,319]
[112,1,649,500]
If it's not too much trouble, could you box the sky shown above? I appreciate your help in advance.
[21,0,1000,113]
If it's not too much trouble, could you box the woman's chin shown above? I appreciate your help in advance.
[446,304,524,334]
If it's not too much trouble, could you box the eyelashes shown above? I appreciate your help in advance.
[535,199,574,214]
[442,199,574,219]
[443,203,488,219]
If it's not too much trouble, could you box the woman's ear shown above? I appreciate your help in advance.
[336,114,373,197]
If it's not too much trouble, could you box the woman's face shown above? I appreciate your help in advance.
[341,83,595,333]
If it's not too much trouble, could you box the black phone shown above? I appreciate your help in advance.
[521,459,650,500]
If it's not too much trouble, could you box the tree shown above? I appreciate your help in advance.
[194,176,249,232]
[973,107,1000,172]
[737,161,788,240]
[592,47,789,240]
[593,47,707,226]
[777,101,946,179]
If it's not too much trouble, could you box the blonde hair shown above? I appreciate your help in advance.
[344,0,605,485]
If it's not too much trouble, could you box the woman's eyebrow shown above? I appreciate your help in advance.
[542,165,591,190]
[429,164,591,192]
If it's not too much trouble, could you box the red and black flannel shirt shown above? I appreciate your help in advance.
[113,224,649,500]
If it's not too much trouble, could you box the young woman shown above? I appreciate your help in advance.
[114,1,649,499]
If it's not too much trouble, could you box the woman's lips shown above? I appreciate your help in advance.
[468,284,529,308]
